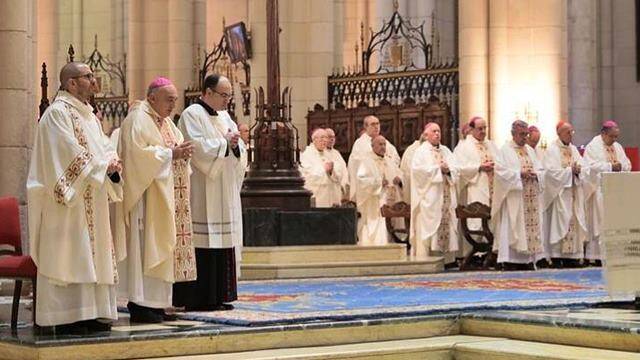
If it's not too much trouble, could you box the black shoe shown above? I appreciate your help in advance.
[55,322,88,335]
[81,319,112,332]
[127,302,163,324]
[213,303,234,311]
[151,308,179,321]
[535,259,550,269]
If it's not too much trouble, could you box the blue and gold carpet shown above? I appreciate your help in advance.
[179,268,612,326]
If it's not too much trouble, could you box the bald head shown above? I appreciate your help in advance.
[363,115,381,137]
[423,122,441,146]
[238,123,250,144]
[59,62,95,102]
[527,125,541,148]
[325,128,336,149]
[60,62,90,89]
[311,128,328,151]
[371,135,387,157]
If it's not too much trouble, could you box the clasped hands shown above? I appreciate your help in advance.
[107,158,122,175]
[611,161,622,172]
[520,168,537,180]
[479,160,494,173]
[382,176,402,187]
[172,141,195,160]
[225,129,240,149]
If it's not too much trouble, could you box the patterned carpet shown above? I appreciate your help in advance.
[179,268,613,326]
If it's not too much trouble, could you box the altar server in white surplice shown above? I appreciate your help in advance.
[410,123,459,263]
[300,128,343,207]
[355,135,403,245]
[348,115,400,201]
[175,74,247,311]
[583,121,631,263]
[117,77,196,323]
[543,121,589,267]
[453,117,498,255]
[325,128,350,202]
[492,120,547,269]
[28,62,123,333]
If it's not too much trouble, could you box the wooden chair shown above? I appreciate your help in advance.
[381,201,411,253]
[0,197,37,331]
[455,201,495,270]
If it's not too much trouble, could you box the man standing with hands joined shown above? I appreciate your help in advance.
[117,77,196,323]
[175,74,246,311]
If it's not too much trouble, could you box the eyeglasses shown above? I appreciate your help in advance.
[73,73,94,80]
[212,89,233,99]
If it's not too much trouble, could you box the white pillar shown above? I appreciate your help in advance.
[0,0,37,248]
[458,0,488,128]
[568,0,598,145]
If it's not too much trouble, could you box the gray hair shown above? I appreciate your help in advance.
[511,120,529,134]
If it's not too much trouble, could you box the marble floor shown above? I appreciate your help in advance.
[1,292,640,359]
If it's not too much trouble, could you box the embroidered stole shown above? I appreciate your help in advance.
[431,146,451,250]
[515,146,541,253]
[156,118,197,282]
[475,141,494,202]
[604,144,618,164]
[66,104,118,283]
[559,145,577,254]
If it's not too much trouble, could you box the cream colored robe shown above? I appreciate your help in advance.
[117,100,189,284]
[355,153,402,245]
[410,142,459,260]
[300,144,343,207]
[400,140,421,204]
[491,142,546,264]
[348,133,400,201]
[178,106,246,274]
[583,135,632,260]
[28,91,121,325]
[326,147,349,201]
[453,137,498,220]
[542,139,588,259]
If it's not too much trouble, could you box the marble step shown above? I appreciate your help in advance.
[240,257,443,280]
[242,244,407,265]
[151,336,640,360]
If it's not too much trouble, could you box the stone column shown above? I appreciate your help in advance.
[0,0,37,248]
[568,0,598,145]
[128,0,198,110]
[277,0,336,144]
[488,0,567,145]
[458,0,488,129]
[36,0,58,98]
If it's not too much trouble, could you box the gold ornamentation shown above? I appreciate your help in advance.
[158,118,197,282]
[515,147,541,253]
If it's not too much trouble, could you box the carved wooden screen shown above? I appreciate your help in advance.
[306,5,458,159]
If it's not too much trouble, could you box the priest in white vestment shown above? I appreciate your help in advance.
[238,123,250,172]
[410,123,459,263]
[527,125,545,161]
[355,135,403,245]
[453,117,498,256]
[176,74,247,311]
[400,133,425,204]
[325,128,350,202]
[28,62,122,333]
[542,122,588,267]
[492,120,547,269]
[348,115,400,201]
[117,77,196,323]
[300,129,343,207]
[583,121,632,263]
